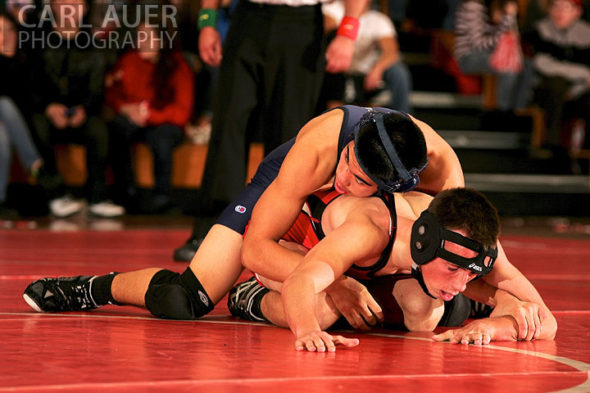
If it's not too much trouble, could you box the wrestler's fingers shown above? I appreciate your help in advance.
[345,313,366,331]
[525,307,537,341]
[360,312,377,329]
[460,334,471,345]
[516,309,529,341]
[432,330,456,343]
[472,333,484,346]
[312,336,327,352]
[533,310,543,340]
[301,339,320,352]
[331,334,360,348]
[368,302,384,323]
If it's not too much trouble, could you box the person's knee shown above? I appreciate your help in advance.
[146,123,183,150]
[144,268,214,320]
[0,96,12,111]
[0,96,19,119]
[383,63,410,89]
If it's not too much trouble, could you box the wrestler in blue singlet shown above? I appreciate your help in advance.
[215,105,396,234]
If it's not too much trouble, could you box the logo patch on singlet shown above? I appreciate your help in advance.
[234,205,247,214]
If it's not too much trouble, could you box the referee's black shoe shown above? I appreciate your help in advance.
[173,236,203,262]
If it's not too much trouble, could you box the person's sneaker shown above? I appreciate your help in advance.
[23,275,99,312]
[0,202,19,219]
[49,195,84,218]
[88,200,125,218]
[228,277,269,322]
[470,299,494,319]
[34,167,63,191]
[173,236,203,262]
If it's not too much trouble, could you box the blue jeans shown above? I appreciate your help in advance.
[382,62,413,114]
[109,115,184,202]
[321,61,413,114]
[0,97,41,202]
[457,51,533,111]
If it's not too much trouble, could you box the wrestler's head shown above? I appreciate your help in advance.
[411,188,500,300]
[334,110,428,196]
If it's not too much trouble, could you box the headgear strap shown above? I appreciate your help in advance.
[353,110,427,193]
[410,210,498,276]
[410,262,437,299]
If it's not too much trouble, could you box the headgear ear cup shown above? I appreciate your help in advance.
[410,211,441,265]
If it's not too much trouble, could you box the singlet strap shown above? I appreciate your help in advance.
[306,189,343,240]
[350,192,397,278]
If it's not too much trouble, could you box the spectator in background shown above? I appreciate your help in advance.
[523,0,590,155]
[31,0,124,218]
[3,0,39,47]
[522,0,590,33]
[167,0,237,145]
[320,0,412,113]
[0,11,46,217]
[454,0,533,111]
[105,19,194,213]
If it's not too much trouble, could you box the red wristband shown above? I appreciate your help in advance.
[337,16,360,41]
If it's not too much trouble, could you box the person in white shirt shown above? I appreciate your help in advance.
[320,0,412,113]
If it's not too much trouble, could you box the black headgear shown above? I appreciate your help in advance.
[353,110,428,193]
[410,210,497,276]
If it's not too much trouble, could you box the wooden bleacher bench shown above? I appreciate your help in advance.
[10,142,265,190]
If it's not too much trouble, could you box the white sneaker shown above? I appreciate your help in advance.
[88,200,125,218]
[49,195,84,218]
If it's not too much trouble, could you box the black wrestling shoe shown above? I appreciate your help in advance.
[172,236,203,262]
[228,277,269,322]
[470,299,494,319]
[23,276,98,312]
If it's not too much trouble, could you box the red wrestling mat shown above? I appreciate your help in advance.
[1,227,589,393]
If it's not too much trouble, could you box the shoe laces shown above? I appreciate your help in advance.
[50,277,96,310]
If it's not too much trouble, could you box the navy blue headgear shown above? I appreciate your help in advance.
[352,110,428,193]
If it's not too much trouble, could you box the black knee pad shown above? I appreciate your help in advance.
[438,293,471,327]
[144,268,214,320]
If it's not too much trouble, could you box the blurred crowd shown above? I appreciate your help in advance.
[0,0,589,220]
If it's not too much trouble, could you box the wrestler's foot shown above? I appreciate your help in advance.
[228,277,269,322]
[23,275,99,312]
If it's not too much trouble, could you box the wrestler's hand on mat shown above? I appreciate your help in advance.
[326,277,384,331]
[433,317,518,345]
[491,299,542,341]
[489,288,543,340]
[295,330,359,352]
[198,26,222,66]
[325,35,354,73]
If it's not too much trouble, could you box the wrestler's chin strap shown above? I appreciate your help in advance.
[411,262,437,299]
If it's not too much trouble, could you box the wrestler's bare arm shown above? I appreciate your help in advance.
[481,242,557,339]
[242,111,343,282]
[281,199,390,351]
[410,116,465,194]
